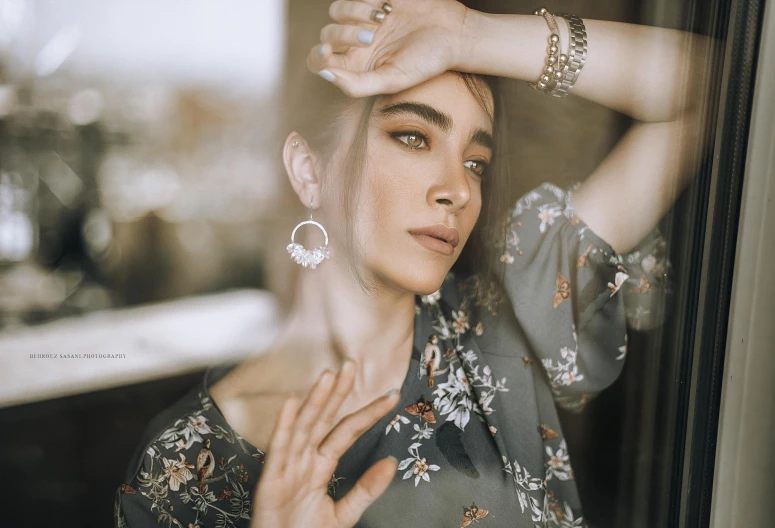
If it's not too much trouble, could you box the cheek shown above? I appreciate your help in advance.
[459,189,483,246]
[356,171,427,271]
[363,163,420,229]
[473,191,484,220]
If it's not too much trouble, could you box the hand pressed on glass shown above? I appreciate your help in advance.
[250,358,401,528]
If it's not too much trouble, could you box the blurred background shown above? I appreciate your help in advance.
[0,0,724,527]
[0,0,285,324]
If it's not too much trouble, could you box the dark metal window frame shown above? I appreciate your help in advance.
[664,0,767,526]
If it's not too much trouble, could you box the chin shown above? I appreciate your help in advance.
[380,262,450,297]
[367,238,460,295]
[410,280,446,297]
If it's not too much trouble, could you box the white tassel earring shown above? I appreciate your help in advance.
[287,198,330,269]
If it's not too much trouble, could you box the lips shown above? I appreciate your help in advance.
[408,224,460,249]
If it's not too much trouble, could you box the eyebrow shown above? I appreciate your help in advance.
[375,101,494,152]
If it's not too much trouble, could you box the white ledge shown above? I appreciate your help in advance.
[0,289,280,409]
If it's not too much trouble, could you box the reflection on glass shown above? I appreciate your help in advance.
[0,1,756,527]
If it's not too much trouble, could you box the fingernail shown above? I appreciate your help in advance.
[357,29,374,45]
[317,44,325,56]
[318,69,336,82]
[384,388,399,397]
[387,455,398,463]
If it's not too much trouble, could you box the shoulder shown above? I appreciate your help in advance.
[123,380,237,477]
[120,382,207,483]
[116,371,265,524]
[122,360,279,484]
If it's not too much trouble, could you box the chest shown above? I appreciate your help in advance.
[210,364,403,455]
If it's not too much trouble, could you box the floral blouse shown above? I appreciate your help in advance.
[115,182,672,528]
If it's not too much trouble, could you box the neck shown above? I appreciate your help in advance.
[277,256,417,397]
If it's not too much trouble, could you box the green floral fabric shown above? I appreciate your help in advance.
[115,182,672,528]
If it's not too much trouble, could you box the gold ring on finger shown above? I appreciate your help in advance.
[370,9,385,23]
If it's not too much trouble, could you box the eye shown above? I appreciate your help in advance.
[464,159,490,177]
[391,130,429,150]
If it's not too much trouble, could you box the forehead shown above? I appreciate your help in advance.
[375,72,494,130]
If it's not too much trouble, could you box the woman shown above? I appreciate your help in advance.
[115,1,708,526]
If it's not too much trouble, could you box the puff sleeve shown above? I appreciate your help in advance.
[496,182,673,412]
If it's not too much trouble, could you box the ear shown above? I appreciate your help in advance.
[282,132,322,209]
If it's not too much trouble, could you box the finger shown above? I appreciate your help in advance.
[317,389,401,463]
[262,394,299,479]
[287,369,337,460]
[335,456,398,527]
[315,65,406,98]
[307,358,357,447]
[320,23,376,52]
[329,0,388,27]
[306,42,348,76]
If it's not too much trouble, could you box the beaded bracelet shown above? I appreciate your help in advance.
[527,7,569,93]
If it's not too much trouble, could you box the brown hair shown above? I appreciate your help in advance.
[276,69,513,317]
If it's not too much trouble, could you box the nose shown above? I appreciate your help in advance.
[427,161,472,213]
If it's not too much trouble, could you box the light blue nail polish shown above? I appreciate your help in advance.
[318,69,336,82]
[317,44,325,56]
[357,29,374,45]
[384,388,399,397]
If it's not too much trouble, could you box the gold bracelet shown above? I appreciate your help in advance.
[547,12,587,98]
[527,7,569,93]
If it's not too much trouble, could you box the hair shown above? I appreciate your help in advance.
[278,68,514,320]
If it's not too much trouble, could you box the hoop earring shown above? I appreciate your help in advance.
[286,199,330,269]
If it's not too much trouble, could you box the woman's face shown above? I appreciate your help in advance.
[328,71,495,296]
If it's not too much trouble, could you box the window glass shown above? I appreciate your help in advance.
[0,1,759,527]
